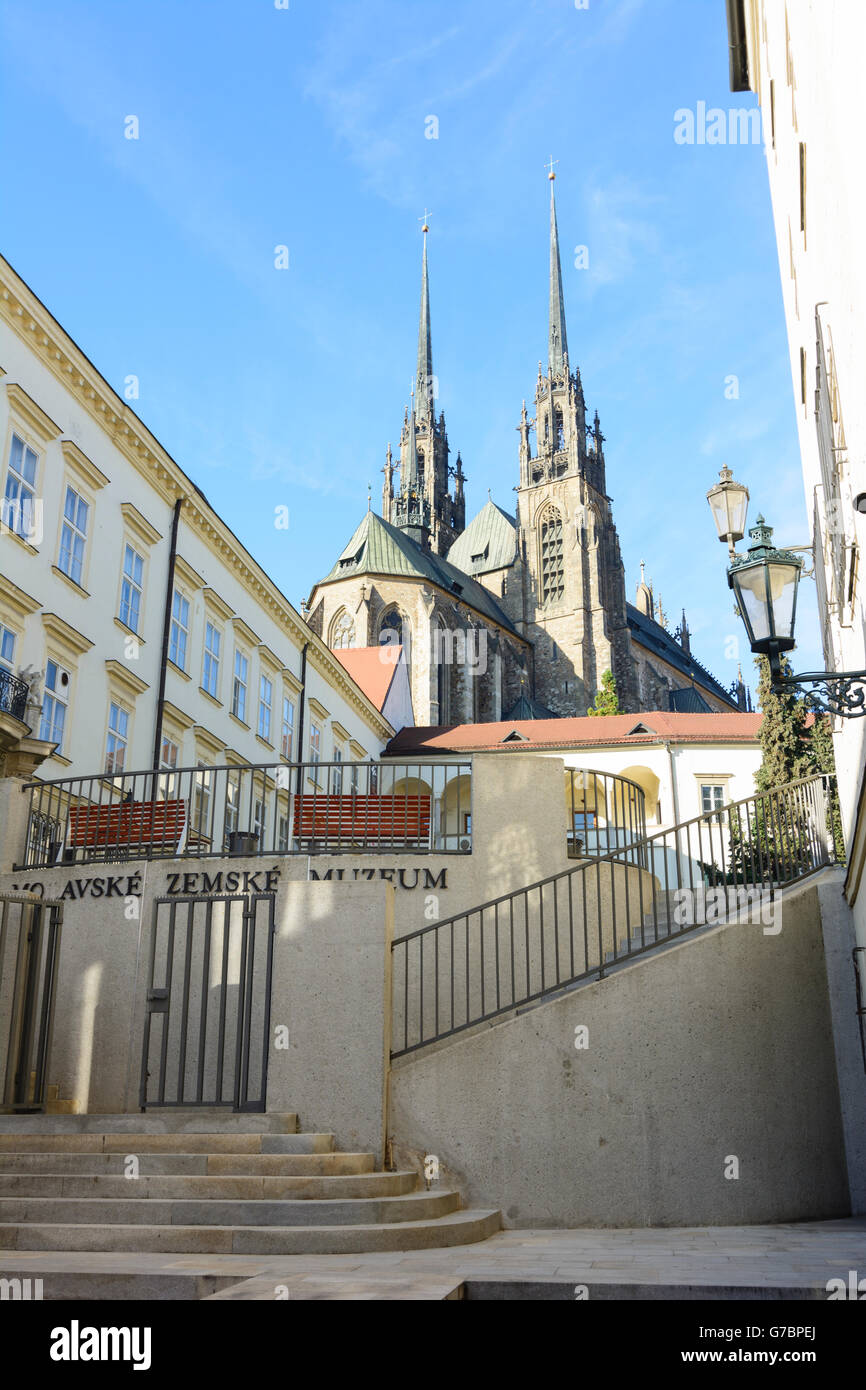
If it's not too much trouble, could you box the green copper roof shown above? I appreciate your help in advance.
[446,499,517,576]
[317,511,522,637]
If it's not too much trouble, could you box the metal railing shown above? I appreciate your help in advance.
[0,668,29,723]
[391,775,835,1058]
[566,767,647,861]
[20,759,473,866]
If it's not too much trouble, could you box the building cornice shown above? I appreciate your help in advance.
[41,611,94,657]
[0,573,41,620]
[60,439,110,491]
[4,381,61,443]
[105,658,150,698]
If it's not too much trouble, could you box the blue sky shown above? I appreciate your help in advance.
[0,0,822,689]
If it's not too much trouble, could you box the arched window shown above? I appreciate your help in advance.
[435,620,450,724]
[329,609,355,649]
[379,608,410,670]
[539,506,565,604]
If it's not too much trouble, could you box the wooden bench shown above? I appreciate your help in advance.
[292,793,432,848]
[67,799,188,858]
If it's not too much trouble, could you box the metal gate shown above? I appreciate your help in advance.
[0,894,63,1112]
[139,894,275,1112]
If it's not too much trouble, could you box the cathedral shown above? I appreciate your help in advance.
[305,175,747,726]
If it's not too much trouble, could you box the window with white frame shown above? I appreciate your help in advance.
[232,650,248,722]
[278,812,289,853]
[58,484,89,586]
[119,544,144,632]
[224,769,240,848]
[169,589,190,670]
[252,795,267,846]
[309,723,321,779]
[105,701,129,774]
[258,674,273,742]
[158,735,180,799]
[281,695,295,760]
[331,746,343,793]
[193,762,213,837]
[0,623,15,672]
[202,622,221,698]
[40,660,70,752]
[700,783,726,823]
[3,434,38,540]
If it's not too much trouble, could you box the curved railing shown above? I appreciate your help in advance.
[566,767,647,860]
[391,774,835,1058]
[0,668,29,724]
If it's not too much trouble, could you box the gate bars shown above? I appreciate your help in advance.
[0,895,64,1112]
[139,893,275,1112]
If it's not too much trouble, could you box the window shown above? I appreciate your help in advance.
[701,784,726,823]
[203,622,221,698]
[224,770,240,849]
[232,650,248,722]
[105,701,129,774]
[281,696,295,760]
[540,506,565,604]
[258,674,273,742]
[158,735,180,799]
[193,763,213,837]
[160,736,179,770]
[169,590,190,670]
[278,813,290,853]
[3,434,38,540]
[309,723,321,778]
[119,544,144,632]
[0,624,15,672]
[58,484,89,586]
[252,796,267,845]
[40,661,69,751]
[331,747,343,794]
[330,610,355,649]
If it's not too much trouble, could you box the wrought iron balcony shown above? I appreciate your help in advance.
[0,668,30,724]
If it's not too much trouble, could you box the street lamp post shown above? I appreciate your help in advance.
[706,468,866,718]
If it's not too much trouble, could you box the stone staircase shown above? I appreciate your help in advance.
[0,1110,500,1260]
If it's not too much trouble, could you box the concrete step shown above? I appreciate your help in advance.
[0,1171,418,1200]
[0,1208,501,1254]
[0,1190,459,1227]
[0,1133,334,1155]
[0,1112,299,1135]
[0,1151,375,1176]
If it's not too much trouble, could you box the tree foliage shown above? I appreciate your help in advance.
[587,669,622,717]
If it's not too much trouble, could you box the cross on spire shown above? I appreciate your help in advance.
[419,208,432,233]
[545,155,559,181]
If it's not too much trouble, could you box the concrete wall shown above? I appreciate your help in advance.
[389,875,850,1227]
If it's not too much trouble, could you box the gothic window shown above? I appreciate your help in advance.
[435,620,450,724]
[379,607,410,669]
[539,506,565,605]
[554,409,565,451]
[329,609,355,649]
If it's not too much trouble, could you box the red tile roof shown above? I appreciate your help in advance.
[332,646,400,714]
[386,711,763,754]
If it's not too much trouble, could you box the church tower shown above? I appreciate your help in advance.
[384,221,466,555]
[514,168,638,714]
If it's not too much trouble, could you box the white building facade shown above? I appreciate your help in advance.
[726,1,866,1003]
[0,254,392,817]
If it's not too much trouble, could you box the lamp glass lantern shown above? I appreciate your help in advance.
[727,516,803,657]
[707,465,750,550]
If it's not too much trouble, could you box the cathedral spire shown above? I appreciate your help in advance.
[547,162,568,377]
[416,215,434,415]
